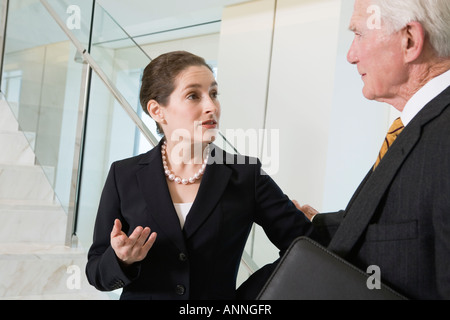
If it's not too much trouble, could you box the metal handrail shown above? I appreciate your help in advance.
[0,0,9,89]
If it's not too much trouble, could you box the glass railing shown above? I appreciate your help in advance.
[1,0,89,217]
[0,0,258,297]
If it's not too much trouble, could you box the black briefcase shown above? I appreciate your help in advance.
[257,237,406,300]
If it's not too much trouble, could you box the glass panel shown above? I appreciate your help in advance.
[75,70,146,249]
[44,0,93,48]
[0,0,93,213]
[90,3,158,151]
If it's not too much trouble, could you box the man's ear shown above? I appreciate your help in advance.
[147,100,166,124]
[402,21,426,63]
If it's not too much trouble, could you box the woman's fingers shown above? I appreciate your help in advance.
[142,231,157,253]
[128,226,144,245]
[110,219,123,238]
[110,222,156,265]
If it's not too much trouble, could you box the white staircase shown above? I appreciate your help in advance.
[0,98,109,299]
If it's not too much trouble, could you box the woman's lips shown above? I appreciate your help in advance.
[201,120,218,129]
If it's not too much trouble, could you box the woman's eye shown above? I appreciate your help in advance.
[211,90,220,99]
[187,93,198,100]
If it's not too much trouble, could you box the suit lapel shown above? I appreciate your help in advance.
[328,86,450,257]
[183,145,232,239]
[136,142,187,253]
[343,169,373,216]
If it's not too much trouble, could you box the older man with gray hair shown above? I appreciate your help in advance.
[299,0,450,299]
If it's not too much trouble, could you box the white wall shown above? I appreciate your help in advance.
[265,0,341,210]
[217,0,276,158]
[141,33,220,64]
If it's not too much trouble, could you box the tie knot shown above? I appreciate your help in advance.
[373,117,405,170]
[388,117,405,137]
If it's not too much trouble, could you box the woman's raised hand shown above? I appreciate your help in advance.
[110,219,157,266]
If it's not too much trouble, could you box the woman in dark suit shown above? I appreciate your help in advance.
[85,51,313,300]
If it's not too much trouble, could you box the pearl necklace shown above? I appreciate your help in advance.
[161,141,210,185]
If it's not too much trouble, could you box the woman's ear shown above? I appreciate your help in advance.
[147,100,166,124]
[402,21,426,63]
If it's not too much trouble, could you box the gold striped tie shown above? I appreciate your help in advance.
[373,117,405,170]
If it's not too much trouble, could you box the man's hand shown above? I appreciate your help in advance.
[110,219,157,266]
[292,200,319,221]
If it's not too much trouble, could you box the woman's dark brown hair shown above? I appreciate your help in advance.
[139,51,213,136]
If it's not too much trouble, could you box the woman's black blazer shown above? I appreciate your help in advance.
[86,141,313,300]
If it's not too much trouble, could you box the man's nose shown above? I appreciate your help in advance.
[347,40,359,65]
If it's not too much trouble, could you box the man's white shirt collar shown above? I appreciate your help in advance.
[401,69,450,126]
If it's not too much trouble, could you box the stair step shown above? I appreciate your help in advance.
[0,243,109,299]
[0,164,55,202]
[0,131,35,165]
[0,100,19,132]
[0,205,67,243]
[0,201,62,211]
[2,291,111,300]
[0,243,81,258]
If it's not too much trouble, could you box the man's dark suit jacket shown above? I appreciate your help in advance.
[314,85,450,300]
[85,142,313,300]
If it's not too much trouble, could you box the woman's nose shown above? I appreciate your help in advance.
[204,97,219,114]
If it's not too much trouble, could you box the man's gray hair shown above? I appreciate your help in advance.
[374,0,450,57]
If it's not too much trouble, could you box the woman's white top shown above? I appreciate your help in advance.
[173,203,193,229]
